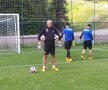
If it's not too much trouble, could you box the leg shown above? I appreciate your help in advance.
[67,41,72,58]
[66,49,71,61]
[65,41,72,62]
[67,49,72,62]
[68,41,72,61]
[89,49,92,57]
[64,41,68,59]
[81,41,87,60]
[82,49,86,55]
[67,49,71,58]
[42,54,48,69]
[89,49,92,60]
[50,45,59,71]
[88,41,92,60]
[65,49,69,61]
[51,54,56,68]
[81,49,86,60]
[66,49,68,58]
[82,41,87,55]
[51,54,59,71]
[42,44,49,72]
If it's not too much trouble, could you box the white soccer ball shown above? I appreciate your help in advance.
[40,35,46,41]
[54,34,59,40]
[30,67,37,73]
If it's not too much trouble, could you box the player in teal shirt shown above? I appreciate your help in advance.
[78,24,94,60]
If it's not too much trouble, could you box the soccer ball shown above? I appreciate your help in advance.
[30,67,37,73]
[54,34,59,40]
[40,35,46,41]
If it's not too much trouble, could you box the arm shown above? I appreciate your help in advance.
[55,29,61,40]
[60,33,64,40]
[72,33,75,46]
[90,34,93,40]
[77,32,83,44]
[60,28,65,40]
[38,29,45,41]
[90,30,94,45]
[90,33,94,45]
[72,30,74,40]
[72,34,74,40]
[79,33,83,39]
[90,30,93,40]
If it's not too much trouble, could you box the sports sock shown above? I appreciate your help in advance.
[43,65,45,69]
[89,55,92,57]
[66,51,68,58]
[89,49,92,57]
[52,65,55,68]
[67,49,71,58]
[82,49,86,55]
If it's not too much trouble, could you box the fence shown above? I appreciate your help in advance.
[0,0,108,47]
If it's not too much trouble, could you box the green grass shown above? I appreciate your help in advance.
[0,44,108,90]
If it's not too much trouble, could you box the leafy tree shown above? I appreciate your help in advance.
[50,0,67,30]
[0,0,68,34]
[50,0,67,21]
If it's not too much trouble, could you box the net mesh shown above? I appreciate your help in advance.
[0,14,20,52]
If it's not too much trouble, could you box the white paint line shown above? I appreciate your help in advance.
[0,58,108,69]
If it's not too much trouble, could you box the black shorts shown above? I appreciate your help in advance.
[44,43,55,55]
[64,40,72,49]
[83,40,92,50]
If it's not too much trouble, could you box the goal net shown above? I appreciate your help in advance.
[0,14,20,53]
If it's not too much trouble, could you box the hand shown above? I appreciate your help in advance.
[73,41,75,46]
[58,41,62,48]
[77,39,81,44]
[92,40,95,45]
[38,42,42,49]
[38,41,41,44]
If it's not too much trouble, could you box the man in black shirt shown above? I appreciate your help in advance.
[38,20,60,72]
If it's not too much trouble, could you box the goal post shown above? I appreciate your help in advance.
[0,14,20,53]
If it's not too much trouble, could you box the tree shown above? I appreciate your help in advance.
[0,0,48,34]
[50,0,67,30]
[0,0,68,34]
[50,0,67,21]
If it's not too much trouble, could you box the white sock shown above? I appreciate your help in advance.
[43,65,45,69]
[52,65,55,68]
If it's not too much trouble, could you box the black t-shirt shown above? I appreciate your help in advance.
[38,27,60,44]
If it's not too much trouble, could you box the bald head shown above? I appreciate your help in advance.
[47,20,53,28]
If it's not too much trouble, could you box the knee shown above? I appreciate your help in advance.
[44,55,47,59]
[66,49,70,51]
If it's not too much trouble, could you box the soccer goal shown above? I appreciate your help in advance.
[0,14,20,53]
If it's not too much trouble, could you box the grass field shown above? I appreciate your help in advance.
[0,44,108,90]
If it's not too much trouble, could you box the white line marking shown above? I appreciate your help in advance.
[21,48,108,54]
[0,48,107,55]
[93,48,108,51]
[0,45,108,54]
[97,47,108,49]
[0,58,108,69]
